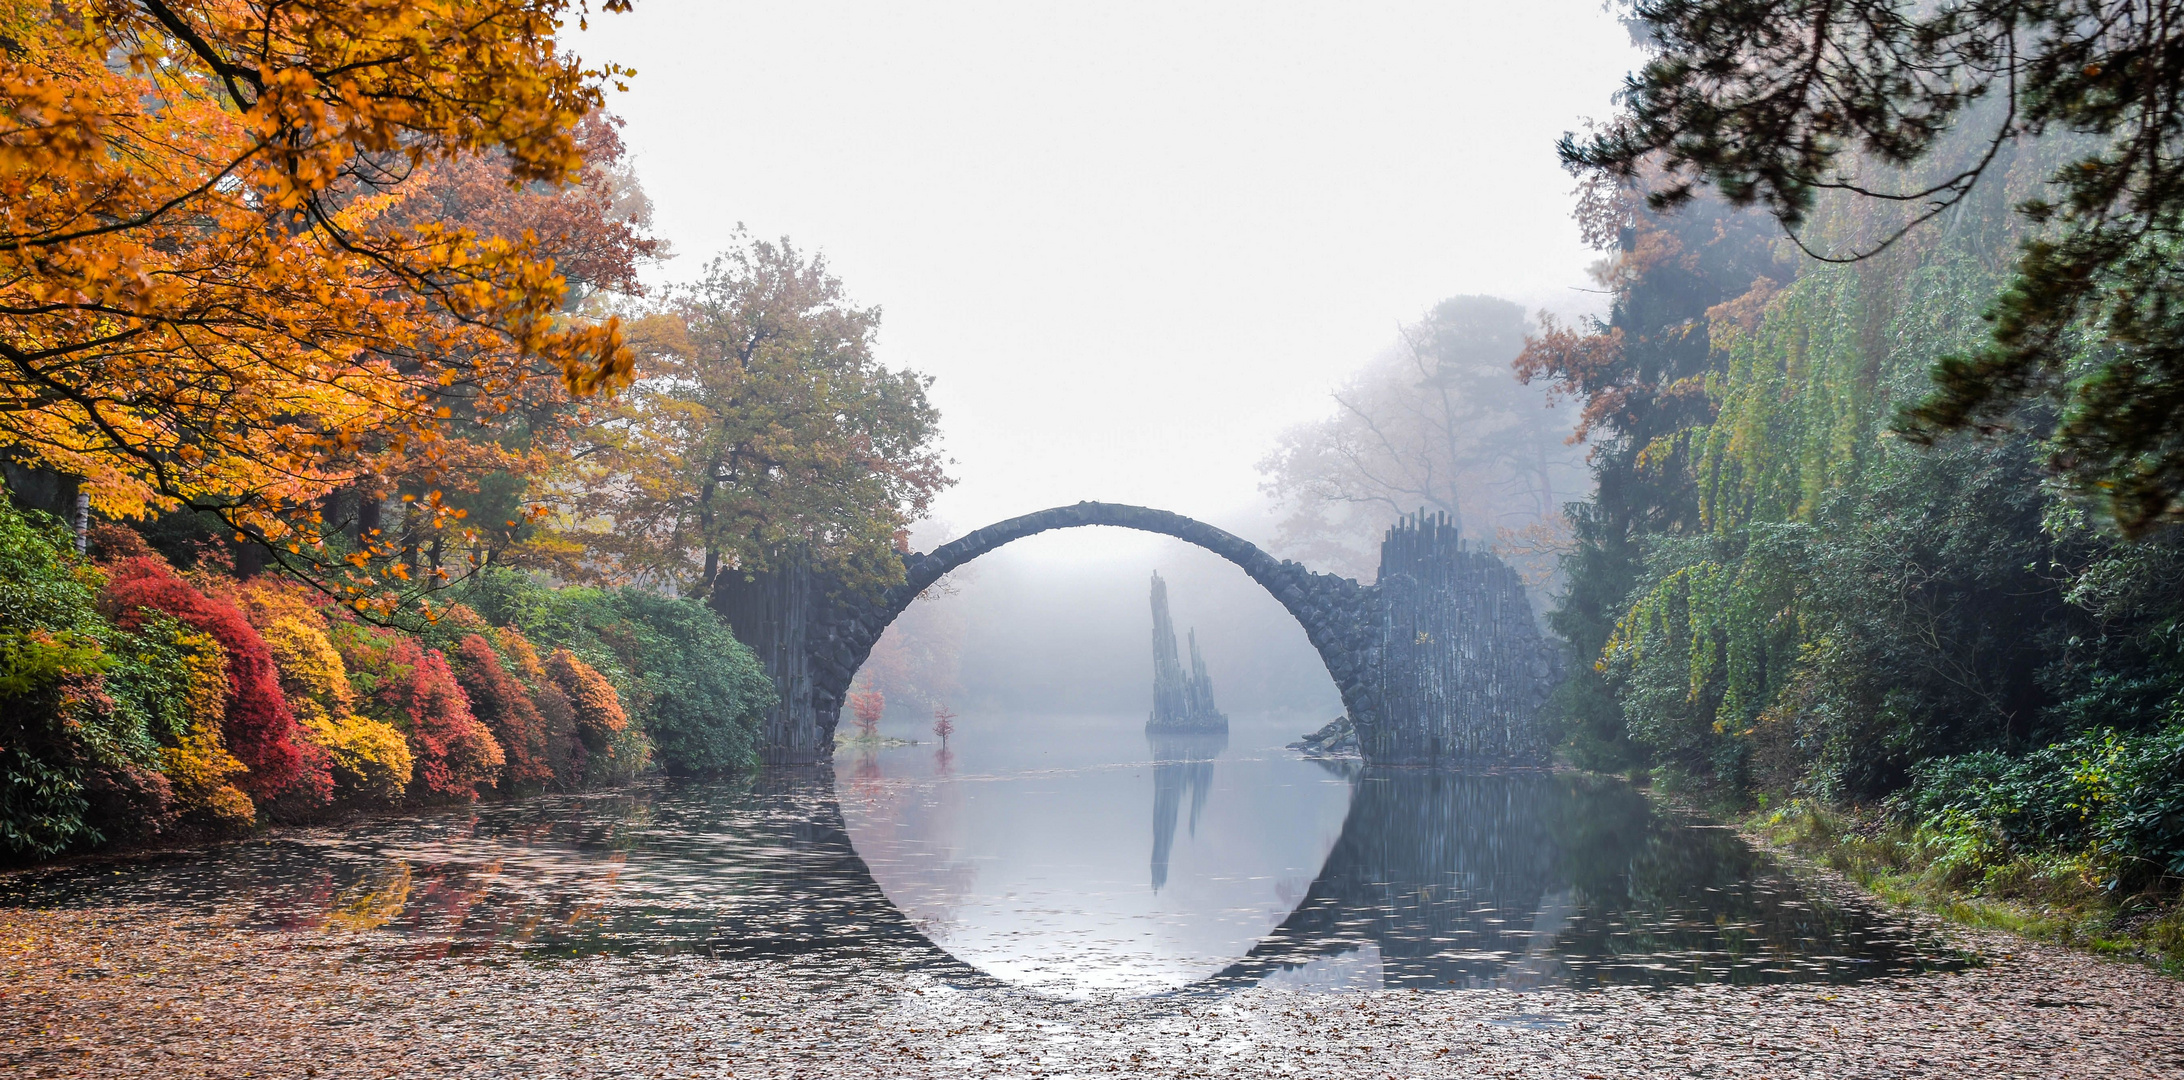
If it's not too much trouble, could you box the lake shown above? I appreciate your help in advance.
[0,711,1960,999]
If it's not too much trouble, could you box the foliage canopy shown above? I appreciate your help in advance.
[1567,0,2184,534]
[0,0,638,610]
[561,236,948,596]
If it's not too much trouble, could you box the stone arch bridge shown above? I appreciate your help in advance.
[712,502,1556,767]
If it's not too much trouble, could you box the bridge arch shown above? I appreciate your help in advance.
[892,501,1366,664]
[837,502,1377,745]
[714,501,1550,767]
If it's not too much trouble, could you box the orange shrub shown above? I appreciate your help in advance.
[493,627,585,786]
[546,648,626,744]
[545,648,647,784]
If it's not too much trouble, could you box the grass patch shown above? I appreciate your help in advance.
[1747,799,2184,977]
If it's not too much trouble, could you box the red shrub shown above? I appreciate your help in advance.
[99,555,328,805]
[493,628,585,788]
[349,632,504,801]
[450,634,554,792]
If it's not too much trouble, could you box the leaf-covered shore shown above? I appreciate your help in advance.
[1,901,2177,1078]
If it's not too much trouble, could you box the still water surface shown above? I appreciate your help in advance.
[0,712,1962,997]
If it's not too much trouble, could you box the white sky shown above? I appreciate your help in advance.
[573,1,1637,554]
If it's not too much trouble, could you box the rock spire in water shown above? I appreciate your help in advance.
[1148,572,1226,732]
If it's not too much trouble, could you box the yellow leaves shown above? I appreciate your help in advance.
[305,713,413,804]
[155,615,252,825]
[1,0,638,612]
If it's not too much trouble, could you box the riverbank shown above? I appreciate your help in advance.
[3,902,2179,1078]
[1738,799,2184,979]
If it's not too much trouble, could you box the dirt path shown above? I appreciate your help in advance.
[1,906,2177,1079]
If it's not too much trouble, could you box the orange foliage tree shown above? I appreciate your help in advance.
[336,111,667,584]
[490,625,585,784]
[0,0,637,612]
[847,688,883,741]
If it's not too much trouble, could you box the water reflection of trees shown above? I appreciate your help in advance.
[1148,731,1228,891]
[0,774,989,983]
[1215,770,1961,990]
[1,765,1959,994]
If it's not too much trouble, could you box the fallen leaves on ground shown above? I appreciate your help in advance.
[0,905,2177,1078]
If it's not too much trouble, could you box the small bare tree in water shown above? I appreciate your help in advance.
[931,705,956,746]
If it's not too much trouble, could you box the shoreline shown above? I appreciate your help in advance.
[3,901,2178,1078]
[1736,798,2184,979]
[1612,769,2183,980]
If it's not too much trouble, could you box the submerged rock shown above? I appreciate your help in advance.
[1288,714,1359,758]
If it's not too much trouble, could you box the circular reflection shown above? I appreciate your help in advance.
[835,712,1353,997]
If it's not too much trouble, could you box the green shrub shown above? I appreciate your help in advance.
[1906,724,2184,893]
[0,501,186,857]
[457,570,772,776]
[586,589,772,775]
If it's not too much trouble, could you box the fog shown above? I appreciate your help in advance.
[573,2,1638,717]
[942,530,1343,718]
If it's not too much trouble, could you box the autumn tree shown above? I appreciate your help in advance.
[340,111,666,587]
[1259,296,1587,582]
[0,0,639,613]
[848,688,883,741]
[560,235,950,595]
[1513,170,1790,767]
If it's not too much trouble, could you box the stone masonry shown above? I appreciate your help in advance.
[713,501,1553,767]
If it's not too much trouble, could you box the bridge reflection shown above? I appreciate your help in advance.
[1209,768,1567,990]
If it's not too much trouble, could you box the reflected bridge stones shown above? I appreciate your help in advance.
[711,502,1556,767]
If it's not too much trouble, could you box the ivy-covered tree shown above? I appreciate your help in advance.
[1515,171,1792,767]
[1567,0,2184,534]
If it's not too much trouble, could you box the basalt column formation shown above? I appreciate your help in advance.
[1147,572,1227,733]
[1365,511,1554,763]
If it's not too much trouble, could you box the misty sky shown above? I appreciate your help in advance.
[574,2,1637,554]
